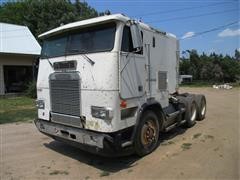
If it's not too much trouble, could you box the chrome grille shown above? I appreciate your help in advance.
[49,73,80,117]
[51,112,82,128]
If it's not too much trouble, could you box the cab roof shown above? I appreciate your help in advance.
[39,14,130,39]
[39,14,176,39]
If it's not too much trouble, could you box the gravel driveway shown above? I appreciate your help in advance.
[0,87,239,180]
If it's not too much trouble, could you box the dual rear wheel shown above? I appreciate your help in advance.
[134,94,206,157]
[178,94,206,127]
[195,94,207,120]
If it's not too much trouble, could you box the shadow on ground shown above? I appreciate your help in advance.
[44,126,187,173]
[159,126,187,143]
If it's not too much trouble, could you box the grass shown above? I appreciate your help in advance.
[49,170,69,175]
[181,143,192,150]
[127,169,133,173]
[100,171,110,177]
[180,81,240,88]
[193,133,202,139]
[0,96,36,124]
[180,81,212,87]
[161,141,175,146]
[204,135,214,140]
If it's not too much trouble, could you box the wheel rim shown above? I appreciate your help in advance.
[190,103,197,121]
[141,119,158,148]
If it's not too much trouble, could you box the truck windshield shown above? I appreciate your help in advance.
[41,23,116,58]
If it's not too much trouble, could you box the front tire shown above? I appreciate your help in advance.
[134,111,160,157]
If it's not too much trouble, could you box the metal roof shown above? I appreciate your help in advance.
[0,23,41,55]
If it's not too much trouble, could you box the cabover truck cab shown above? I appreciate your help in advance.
[35,14,206,156]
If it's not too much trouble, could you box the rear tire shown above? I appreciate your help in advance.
[176,95,196,127]
[195,94,206,120]
[134,111,160,157]
[185,96,197,127]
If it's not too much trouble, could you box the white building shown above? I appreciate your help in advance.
[179,75,193,84]
[0,22,41,95]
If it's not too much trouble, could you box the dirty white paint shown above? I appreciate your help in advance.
[37,52,123,132]
[119,22,178,108]
[37,14,179,133]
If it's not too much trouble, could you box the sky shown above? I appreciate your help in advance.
[86,0,239,56]
[0,0,239,55]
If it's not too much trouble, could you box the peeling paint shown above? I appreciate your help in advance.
[86,120,100,131]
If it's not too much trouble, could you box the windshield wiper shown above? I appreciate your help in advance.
[69,49,95,66]
[81,54,95,66]
[43,54,54,69]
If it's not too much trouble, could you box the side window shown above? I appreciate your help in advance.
[121,26,143,54]
[121,26,133,52]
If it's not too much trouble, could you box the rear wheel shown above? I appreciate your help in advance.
[134,111,160,157]
[185,96,197,127]
[195,94,206,120]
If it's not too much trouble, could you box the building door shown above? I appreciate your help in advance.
[3,65,33,93]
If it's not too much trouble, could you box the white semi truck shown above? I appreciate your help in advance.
[35,14,206,156]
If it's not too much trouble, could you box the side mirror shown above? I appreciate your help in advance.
[130,23,143,51]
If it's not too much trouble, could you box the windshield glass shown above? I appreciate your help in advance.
[41,22,116,58]
[41,36,67,58]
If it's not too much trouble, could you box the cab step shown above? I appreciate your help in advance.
[164,119,186,132]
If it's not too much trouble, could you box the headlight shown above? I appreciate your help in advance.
[36,100,45,109]
[91,106,114,120]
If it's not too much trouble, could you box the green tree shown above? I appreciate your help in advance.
[180,49,240,83]
[186,49,202,80]
[234,49,240,61]
[212,64,223,82]
[0,0,101,37]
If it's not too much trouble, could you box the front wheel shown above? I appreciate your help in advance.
[134,111,160,157]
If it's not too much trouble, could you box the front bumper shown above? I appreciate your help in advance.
[35,119,134,157]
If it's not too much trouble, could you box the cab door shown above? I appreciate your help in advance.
[120,26,146,99]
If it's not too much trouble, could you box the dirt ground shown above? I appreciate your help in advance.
[0,87,239,180]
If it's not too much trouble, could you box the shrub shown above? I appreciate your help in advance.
[25,81,37,98]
